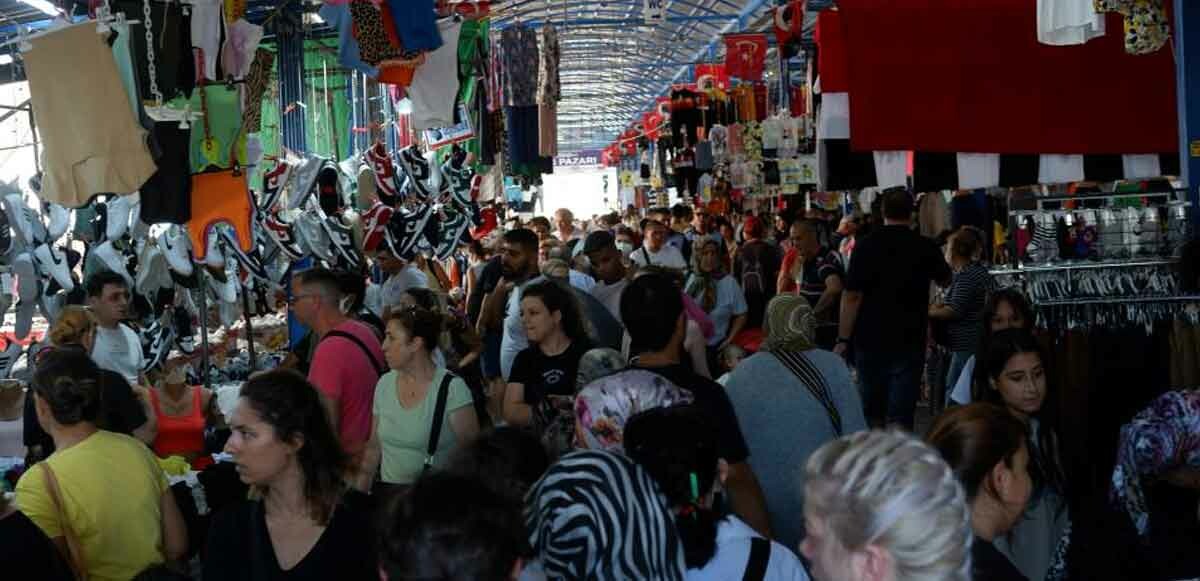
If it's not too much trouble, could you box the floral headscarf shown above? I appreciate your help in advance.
[685,235,727,313]
[574,369,694,454]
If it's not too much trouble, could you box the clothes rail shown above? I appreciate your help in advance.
[989,258,1180,276]
[1034,295,1200,307]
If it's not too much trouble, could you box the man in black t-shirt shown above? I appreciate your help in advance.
[620,273,772,538]
[836,189,952,430]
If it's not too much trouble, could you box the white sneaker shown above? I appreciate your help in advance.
[157,224,194,276]
[4,193,35,248]
[12,251,38,302]
[106,195,132,240]
[136,240,171,298]
[205,227,226,269]
[207,266,238,304]
[93,240,134,287]
[33,244,74,292]
[44,202,70,243]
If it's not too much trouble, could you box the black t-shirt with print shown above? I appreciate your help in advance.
[510,339,592,405]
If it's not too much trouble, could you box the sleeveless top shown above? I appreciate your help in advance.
[150,387,212,469]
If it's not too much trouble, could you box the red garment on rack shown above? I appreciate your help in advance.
[724,34,768,81]
[814,10,849,93]
[837,0,1178,154]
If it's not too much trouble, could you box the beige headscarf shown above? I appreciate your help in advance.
[763,294,817,352]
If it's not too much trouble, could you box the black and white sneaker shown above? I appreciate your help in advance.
[397,146,434,202]
[432,211,470,261]
[385,204,433,261]
[259,160,294,213]
[288,155,325,211]
[262,209,307,261]
[321,214,362,271]
[219,229,273,287]
[0,200,13,260]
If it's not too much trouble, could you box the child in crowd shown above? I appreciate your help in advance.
[716,344,746,386]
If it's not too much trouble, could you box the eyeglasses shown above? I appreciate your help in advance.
[288,293,318,305]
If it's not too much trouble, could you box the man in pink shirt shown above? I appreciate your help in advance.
[293,268,386,469]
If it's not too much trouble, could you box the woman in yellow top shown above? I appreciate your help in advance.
[15,348,188,581]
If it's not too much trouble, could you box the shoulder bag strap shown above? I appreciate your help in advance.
[640,246,654,266]
[771,350,843,436]
[321,330,386,376]
[742,537,771,581]
[424,372,455,471]
[41,463,88,580]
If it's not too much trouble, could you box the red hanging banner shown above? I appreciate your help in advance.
[694,63,730,91]
[773,0,805,58]
[724,33,768,81]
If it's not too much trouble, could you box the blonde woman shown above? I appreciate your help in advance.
[24,306,155,462]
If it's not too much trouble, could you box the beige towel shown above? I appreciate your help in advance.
[23,22,156,208]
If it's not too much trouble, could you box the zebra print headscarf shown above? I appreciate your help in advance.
[525,450,686,580]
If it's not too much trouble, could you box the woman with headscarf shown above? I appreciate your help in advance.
[723,294,868,551]
[684,236,748,366]
[573,368,693,454]
[525,449,687,580]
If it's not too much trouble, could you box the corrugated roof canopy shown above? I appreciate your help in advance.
[491,0,805,155]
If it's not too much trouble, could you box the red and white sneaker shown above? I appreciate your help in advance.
[259,159,294,213]
[360,200,394,254]
[263,210,306,261]
[365,142,402,206]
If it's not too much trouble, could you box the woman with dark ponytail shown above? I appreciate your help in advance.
[624,405,810,580]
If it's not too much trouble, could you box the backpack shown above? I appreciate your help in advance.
[740,246,766,296]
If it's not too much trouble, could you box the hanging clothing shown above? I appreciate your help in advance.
[23,22,157,208]
[220,18,263,80]
[500,24,539,107]
[191,0,224,81]
[407,18,462,130]
[139,122,193,224]
[109,21,142,119]
[1095,0,1170,55]
[189,84,247,172]
[1037,0,1106,46]
[187,171,255,261]
[537,24,560,157]
[385,0,443,52]
[319,1,379,78]
[112,0,196,102]
[240,48,274,133]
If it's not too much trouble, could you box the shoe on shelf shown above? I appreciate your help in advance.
[105,195,133,241]
[33,244,74,292]
[93,240,134,287]
[12,251,38,302]
[43,201,70,243]
[157,224,194,276]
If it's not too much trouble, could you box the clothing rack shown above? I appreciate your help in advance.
[1034,295,1200,307]
[989,258,1179,276]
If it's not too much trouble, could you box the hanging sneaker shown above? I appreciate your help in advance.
[206,265,239,304]
[0,200,13,260]
[43,201,70,243]
[141,316,175,373]
[174,306,196,355]
[259,159,294,213]
[204,227,226,269]
[433,211,470,261]
[0,341,21,379]
[385,204,433,260]
[321,213,362,270]
[4,193,36,248]
[219,228,272,287]
[293,211,335,263]
[288,155,325,211]
[105,195,133,241]
[33,244,74,292]
[397,146,434,202]
[157,224,194,276]
[317,164,344,217]
[262,210,306,261]
[93,240,134,287]
[364,142,402,205]
[360,200,394,254]
[39,288,65,325]
[12,251,38,302]
[13,297,36,341]
[136,240,172,298]
[127,197,150,241]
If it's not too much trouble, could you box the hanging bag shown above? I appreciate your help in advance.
[41,462,89,580]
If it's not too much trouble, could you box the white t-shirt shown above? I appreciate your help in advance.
[407,19,462,131]
[631,245,688,271]
[378,266,429,315]
[687,516,811,581]
[91,324,145,384]
[686,274,749,346]
[590,278,629,323]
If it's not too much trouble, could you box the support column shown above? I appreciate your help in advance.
[1177,0,1200,224]
[277,5,307,154]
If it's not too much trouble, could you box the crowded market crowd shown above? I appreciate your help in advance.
[0,188,1191,581]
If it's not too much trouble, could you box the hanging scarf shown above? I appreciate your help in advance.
[526,450,687,580]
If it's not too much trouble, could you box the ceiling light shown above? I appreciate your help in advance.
[20,0,60,16]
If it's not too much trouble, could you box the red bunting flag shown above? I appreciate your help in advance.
[724,33,768,81]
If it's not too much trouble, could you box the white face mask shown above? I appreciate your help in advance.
[616,241,634,257]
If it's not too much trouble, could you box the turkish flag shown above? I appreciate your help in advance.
[724,33,768,81]
[694,63,729,91]
[774,0,805,59]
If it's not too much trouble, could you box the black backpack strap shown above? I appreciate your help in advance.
[321,329,386,376]
[771,349,843,436]
[742,537,771,581]
[425,372,455,471]
[640,246,654,266]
